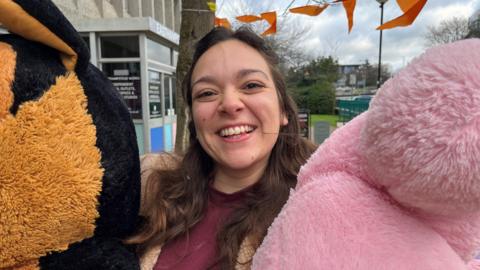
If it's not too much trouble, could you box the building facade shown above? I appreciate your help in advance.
[1,0,181,155]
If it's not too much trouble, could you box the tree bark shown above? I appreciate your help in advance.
[174,0,215,153]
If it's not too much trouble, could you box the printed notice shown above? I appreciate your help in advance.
[104,63,142,119]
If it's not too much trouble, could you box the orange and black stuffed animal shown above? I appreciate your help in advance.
[0,1,141,269]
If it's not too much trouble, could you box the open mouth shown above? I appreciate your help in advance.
[218,125,256,137]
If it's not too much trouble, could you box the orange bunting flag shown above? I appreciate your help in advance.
[260,11,277,36]
[289,4,329,16]
[215,17,231,29]
[377,0,427,30]
[396,0,417,12]
[342,0,356,32]
[236,15,263,23]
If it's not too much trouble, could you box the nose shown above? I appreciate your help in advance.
[218,87,244,116]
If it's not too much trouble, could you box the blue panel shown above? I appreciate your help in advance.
[134,124,144,156]
[164,124,172,152]
[151,127,164,153]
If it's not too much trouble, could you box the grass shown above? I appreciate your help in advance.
[310,114,339,127]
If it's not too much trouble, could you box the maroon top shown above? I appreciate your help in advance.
[153,185,250,270]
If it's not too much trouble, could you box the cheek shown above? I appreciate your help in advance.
[248,96,283,126]
[192,104,214,133]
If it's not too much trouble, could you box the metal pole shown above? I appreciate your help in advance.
[377,2,384,89]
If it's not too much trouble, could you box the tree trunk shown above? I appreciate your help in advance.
[174,0,215,154]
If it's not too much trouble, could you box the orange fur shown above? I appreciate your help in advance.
[0,73,103,268]
[0,42,15,120]
[3,259,39,270]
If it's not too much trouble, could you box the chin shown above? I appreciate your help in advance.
[220,153,269,172]
[224,160,258,171]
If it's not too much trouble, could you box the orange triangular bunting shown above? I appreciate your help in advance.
[377,0,427,30]
[342,0,356,33]
[396,0,417,12]
[215,17,231,29]
[260,11,277,36]
[289,4,329,16]
[236,15,262,23]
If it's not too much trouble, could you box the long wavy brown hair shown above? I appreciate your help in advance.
[127,27,316,269]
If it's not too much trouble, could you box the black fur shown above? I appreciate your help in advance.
[79,66,141,238]
[0,35,66,115]
[39,237,140,270]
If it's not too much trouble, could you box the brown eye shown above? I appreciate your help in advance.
[199,91,214,97]
[194,90,216,100]
[244,82,264,90]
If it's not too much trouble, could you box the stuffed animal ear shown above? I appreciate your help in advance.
[362,39,480,216]
[0,0,90,72]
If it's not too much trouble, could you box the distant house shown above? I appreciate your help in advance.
[335,64,366,89]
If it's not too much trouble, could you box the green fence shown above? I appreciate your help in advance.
[337,100,370,122]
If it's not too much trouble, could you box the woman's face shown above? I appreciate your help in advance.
[191,39,288,178]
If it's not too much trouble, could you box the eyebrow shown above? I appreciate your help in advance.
[191,76,217,89]
[191,69,270,89]
[236,69,270,80]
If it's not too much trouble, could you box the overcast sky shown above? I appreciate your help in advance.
[216,0,480,72]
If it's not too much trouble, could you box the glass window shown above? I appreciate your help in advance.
[100,36,139,58]
[171,75,176,113]
[102,62,142,119]
[147,38,171,65]
[173,50,179,67]
[164,75,171,115]
[149,70,162,119]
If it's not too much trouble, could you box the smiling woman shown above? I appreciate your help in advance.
[127,27,316,270]
[191,39,289,193]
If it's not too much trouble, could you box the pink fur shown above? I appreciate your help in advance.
[253,39,480,269]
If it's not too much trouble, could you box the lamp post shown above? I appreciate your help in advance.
[376,0,388,89]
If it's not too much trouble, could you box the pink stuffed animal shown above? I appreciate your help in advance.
[252,39,480,269]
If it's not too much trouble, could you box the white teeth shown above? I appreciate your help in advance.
[219,125,254,137]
